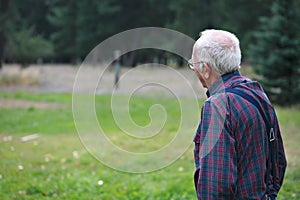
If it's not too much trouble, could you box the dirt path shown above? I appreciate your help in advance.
[0,99,65,109]
[0,64,206,99]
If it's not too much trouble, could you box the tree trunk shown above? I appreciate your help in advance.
[0,0,10,69]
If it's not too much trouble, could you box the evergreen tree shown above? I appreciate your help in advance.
[169,0,223,38]
[14,0,53,39]
[47,0,79,63]
[249,0,300,106]
[219,0,273,50]
[48,0,121,62]
[0,0,10,68]
[76,0,120,57]
[3,0,53,67]
[5,24,53,67]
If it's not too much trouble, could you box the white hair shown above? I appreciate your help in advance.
[194,29,241,75]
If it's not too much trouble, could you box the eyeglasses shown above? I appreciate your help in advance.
[187,59,203,71]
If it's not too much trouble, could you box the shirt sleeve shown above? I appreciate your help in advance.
[195,98,237,199]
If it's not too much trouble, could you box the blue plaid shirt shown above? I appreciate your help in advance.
[193,71,286,199]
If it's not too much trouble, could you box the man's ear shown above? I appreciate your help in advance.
[202,63,211,79]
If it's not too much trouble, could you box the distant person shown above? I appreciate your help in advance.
[113,50,121,89]
[188,29,286,199]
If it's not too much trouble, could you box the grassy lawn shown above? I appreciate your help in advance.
[0,91,299,199]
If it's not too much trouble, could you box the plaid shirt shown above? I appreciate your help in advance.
[193,71,286,199]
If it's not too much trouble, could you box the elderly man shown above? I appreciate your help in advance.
[189,30,286,200]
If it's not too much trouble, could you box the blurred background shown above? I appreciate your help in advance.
[0,0,300,199]
[0,0,299,104]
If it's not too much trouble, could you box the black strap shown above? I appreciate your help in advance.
[225,88,277,194]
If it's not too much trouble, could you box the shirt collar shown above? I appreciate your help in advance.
[206,70,241,97]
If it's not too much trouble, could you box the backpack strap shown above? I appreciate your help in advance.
[225,88,277,195]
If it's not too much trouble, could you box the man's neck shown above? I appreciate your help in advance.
[206,72,221,89]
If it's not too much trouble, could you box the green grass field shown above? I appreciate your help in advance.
[0,92,299,199]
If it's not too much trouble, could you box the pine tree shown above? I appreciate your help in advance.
[0,0,10,69]
[249,0,300,106]
[3,0,53,67]
[76,0,120,57]
[47,0,80,63]
[5,25,53,67]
